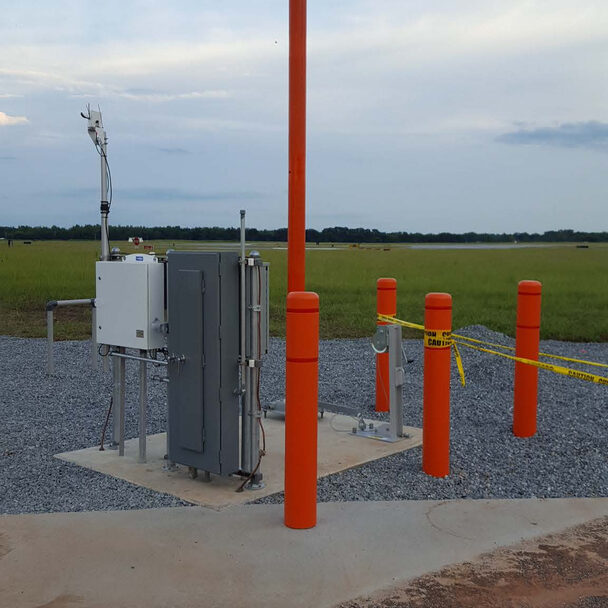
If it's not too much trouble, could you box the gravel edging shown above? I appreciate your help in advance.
[1,327,606,514]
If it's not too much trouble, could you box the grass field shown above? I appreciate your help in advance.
[1,240,606,341]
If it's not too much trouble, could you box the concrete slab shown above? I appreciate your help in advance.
[1,498,606,608]
[55,414,422,508]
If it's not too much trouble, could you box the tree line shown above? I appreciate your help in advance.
[1,224,606,243]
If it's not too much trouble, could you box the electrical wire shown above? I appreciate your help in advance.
[94,137,112,247]
[236,264,266,493]
[94,138,112,209]
[97,343,111,357]
[329,413,361,434]
[99,396,113,451]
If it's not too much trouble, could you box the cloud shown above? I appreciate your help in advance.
[497,121,608,149]
[0,111,28,126]
[157,147,191,156]
[0,155,16,160]
[59,187,261,201]
[117,188,262,201]
[118,89,230,102]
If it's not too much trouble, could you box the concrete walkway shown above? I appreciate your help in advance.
[1,498,606,608]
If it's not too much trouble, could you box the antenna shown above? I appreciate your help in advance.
[82,105,111,261]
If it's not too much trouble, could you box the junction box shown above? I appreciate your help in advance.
[95,254,166,351]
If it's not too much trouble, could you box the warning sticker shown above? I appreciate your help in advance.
[424,329,452,349]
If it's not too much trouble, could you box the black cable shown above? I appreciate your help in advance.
[94,139,112,209]
[99,396,113,451]
[97,343,111,357]
[94,138,112,246]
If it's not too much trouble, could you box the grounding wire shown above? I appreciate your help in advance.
[329,412,361,434]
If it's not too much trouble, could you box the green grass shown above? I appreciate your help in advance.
[1,240,607,341]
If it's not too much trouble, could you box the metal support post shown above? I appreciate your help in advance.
[45,299,95,374]
[241,252,264,488]
[118,346,126,457]
[356,324,406,443]
[138,349,147,463]
[47,310,54,375]
[110,350,120,449]
[100,134,110,262]
[387,324,404,441]
[91,304,97,370]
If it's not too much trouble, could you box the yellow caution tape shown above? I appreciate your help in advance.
[452,342,466,387]
[454,340,608,387]
[377,313,608,387]
[450,332,608,370]
[378,314,424,332]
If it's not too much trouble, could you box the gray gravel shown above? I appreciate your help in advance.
[257,326,608,504]
[1,328,606,514]
[0,336,188,514]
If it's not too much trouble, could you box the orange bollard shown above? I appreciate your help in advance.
[376,278,397,412]
[284,291,319,529]
[513,280,542,437]
[422,292,452,478]
[287,0,307,293]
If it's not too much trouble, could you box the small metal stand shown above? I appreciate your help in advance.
[107,349,168,462]
[351,324,407,443]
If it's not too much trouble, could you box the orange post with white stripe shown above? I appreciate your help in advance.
[513,280,542,438]
[284,291,319,529]
[422,292,452,478]
[376,278,397,412]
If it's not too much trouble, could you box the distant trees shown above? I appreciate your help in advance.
[0,225,606,243]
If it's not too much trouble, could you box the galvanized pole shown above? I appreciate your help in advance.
[91,304,97,370]
[100,134,110,262]
[242,254,263,486]
[387,324,404,441]
[138,349,147,463]
[110,349,120,448]
[118,346,126,457]
[47,310,54,375]
[240,210,246,393]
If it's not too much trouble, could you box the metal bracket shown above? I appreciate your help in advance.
[371,325,389,353]
[353,324,406,443]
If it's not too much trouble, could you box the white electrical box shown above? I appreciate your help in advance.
[95,255,166,350]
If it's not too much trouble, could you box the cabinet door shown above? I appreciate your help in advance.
[167,252,240,475]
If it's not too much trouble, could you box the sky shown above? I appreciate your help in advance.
[1,0,607,233]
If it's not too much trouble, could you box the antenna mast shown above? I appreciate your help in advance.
[82,105,111,261]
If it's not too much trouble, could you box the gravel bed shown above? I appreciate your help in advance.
[258,326,608,504]
[1,328,606,514]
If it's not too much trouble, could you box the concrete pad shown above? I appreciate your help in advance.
[1,498,606,608]
[55,414,422,508]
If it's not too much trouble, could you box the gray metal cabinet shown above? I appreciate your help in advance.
[167,251,240,475]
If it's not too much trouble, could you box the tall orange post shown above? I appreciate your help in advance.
[513,280,542,437]
[422,292,452,478]
[288,0,307,293]
[376,278,397,412]
[284,291,319,529]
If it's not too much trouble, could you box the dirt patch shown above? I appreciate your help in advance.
[0,532,13,559]
[339,517,608,608]
[34,595,85,608]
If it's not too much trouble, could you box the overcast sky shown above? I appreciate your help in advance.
[1,1,607,233]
